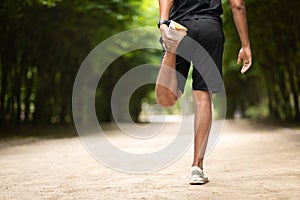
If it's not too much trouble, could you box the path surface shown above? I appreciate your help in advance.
[1,120,300,200]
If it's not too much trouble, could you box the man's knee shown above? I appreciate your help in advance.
[157,97,177,108]
[156,87,179,108]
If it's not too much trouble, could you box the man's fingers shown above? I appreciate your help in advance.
[163,37,179,52]
[244,59,252,68]
[241,65,250,74]
[240,60,252,74]
[162,42,166,50]
[168,41,178,46]
[164,42,177,53]
[163,39,177,47]
[237,47,252,74]
[166,38,179,46]
[237,56,241,64]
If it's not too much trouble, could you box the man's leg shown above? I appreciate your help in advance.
[192,90,212,169]
[155,52,181,108]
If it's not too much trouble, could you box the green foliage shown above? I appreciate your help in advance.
[131,0,159,27]
[245,101,269,119]
[1,0,299,130]
[0,0,142,125]
[222,0,300,121]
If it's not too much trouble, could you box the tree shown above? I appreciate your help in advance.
[0,0,144,126]
[222,0,300,121]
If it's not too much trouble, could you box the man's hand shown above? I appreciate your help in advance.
[160,24,179,53]
[237,46,252,73]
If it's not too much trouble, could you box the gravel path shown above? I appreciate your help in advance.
[1,120,300,200]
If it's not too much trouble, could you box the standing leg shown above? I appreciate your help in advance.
[192,90,212,170]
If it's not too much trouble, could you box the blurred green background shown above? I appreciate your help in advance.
[0,0,299,136]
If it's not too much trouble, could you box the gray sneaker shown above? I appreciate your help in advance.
[189,166,209,185]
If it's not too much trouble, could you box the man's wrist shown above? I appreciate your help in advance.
[157,20,170,29]
[241,44,251,49]
[159,24,168,32]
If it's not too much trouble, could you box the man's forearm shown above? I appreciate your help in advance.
[229,0,250,47]
[159,0,176,53]
[159,0,174,20]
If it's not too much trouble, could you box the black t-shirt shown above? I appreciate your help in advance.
[169,0,223,21]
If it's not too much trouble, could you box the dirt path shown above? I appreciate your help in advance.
[1,120,300,200]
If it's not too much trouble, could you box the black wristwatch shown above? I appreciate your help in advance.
[157,20,170,29]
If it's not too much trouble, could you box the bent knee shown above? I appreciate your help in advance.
[157,97,177,108]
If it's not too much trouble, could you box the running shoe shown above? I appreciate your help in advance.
[189,166,209,185]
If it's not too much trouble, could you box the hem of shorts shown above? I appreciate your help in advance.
[192,87,224,94]
[192,87,209,91]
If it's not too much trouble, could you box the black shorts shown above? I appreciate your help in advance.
[161,17,225,93]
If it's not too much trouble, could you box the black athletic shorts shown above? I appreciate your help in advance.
[160,16,225,93]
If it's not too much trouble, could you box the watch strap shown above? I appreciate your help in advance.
[158,20,170,28]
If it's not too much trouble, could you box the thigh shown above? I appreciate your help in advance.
[188,19,224,92]
[175,39,192,93]
[160,38,192,94]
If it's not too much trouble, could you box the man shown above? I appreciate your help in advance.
[155,0,252,184]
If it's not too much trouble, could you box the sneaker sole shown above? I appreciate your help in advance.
[189,178,209,185]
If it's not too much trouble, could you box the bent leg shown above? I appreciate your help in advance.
[192,90,212,170]
[155,52,181,108]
